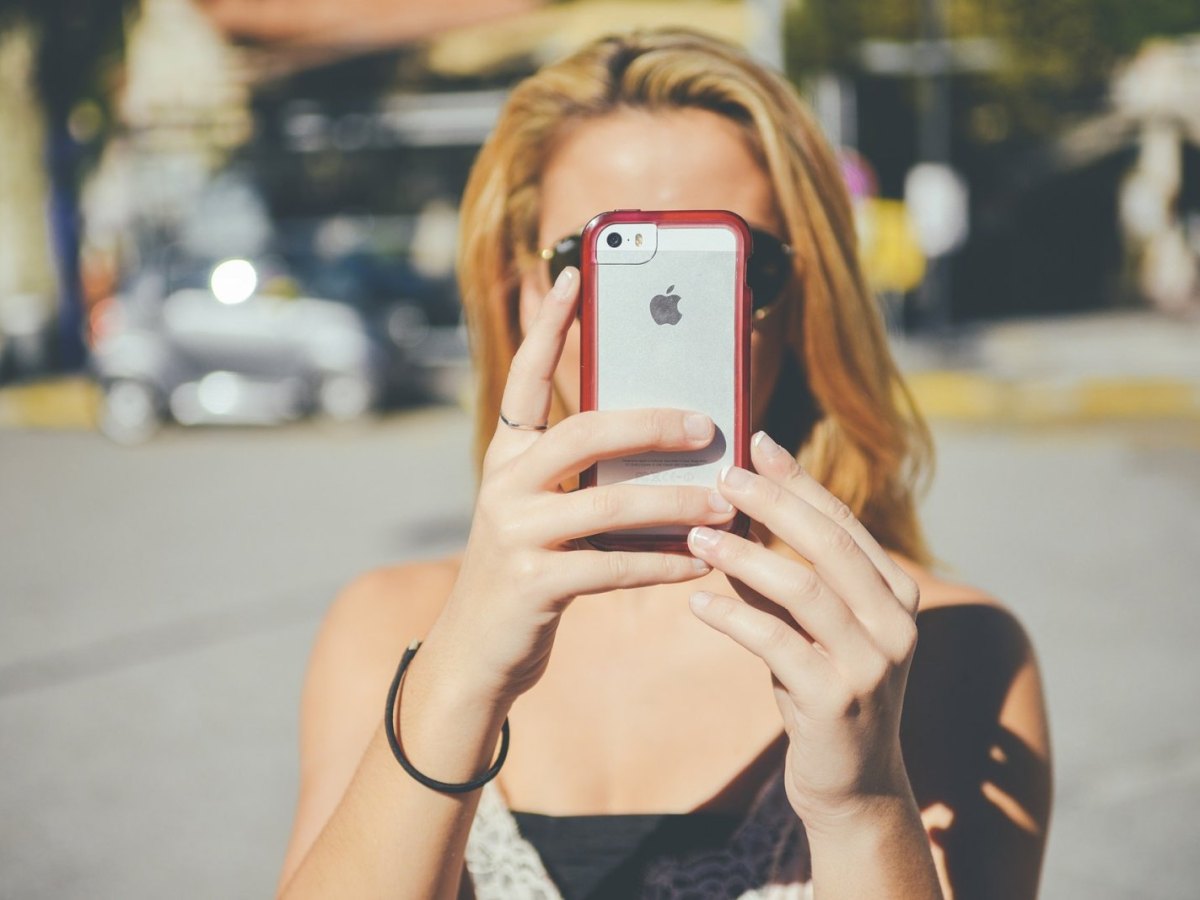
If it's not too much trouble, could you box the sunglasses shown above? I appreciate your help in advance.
[539,227,795,317]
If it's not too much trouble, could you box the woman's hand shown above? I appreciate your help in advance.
[431,267,734,707]
[685,430,923,836]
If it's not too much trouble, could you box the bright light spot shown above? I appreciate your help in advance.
[210,259,257,305]
[197,371,241,414]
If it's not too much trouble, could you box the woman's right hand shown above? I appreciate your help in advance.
[429,267,733,706]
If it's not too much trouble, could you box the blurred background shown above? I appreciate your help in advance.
[1,1,1198,897]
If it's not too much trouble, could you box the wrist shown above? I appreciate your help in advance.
[411,625,515,718]
[431,589,559,708]
[804,789,942,900]
[385,638,512,795]
[390,635,513,789]
[797,749,915,838]
[804,787,930,878]
[804,788,924,844]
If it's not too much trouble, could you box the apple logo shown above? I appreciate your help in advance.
[649,284,682,325]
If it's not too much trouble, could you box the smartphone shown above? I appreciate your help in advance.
[578,209,752,552]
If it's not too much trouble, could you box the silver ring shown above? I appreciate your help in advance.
[499,410,549,432]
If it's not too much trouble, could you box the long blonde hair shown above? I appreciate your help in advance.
[458,29,933,564]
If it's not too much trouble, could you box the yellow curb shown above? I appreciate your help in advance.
[904,371,1008,421]
[1009,379,1090,423]
[0,378,100,430]
[3,372,1199,430]
[1075,378,1200,419]
[908,372,1200,423]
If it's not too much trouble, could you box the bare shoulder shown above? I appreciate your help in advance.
[303,555,464,755]
[277,556,463,889]
[900,558,1002,612]
[323,555,463,651]
[898,561,1044,710]
[894,557,1044,728]
[893,558,1053,899]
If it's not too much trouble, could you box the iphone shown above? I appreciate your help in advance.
[579,209,752,552]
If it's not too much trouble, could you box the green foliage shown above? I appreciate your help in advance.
[787,0,1200,106]
[785,0,1200,142]
[987,0,1199,92]
[785,0,917,73]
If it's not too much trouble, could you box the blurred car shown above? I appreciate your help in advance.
[88,256,398,443]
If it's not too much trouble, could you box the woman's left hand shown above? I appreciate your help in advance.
[686,430,923,837]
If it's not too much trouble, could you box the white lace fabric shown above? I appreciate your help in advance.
[464,767,814,899]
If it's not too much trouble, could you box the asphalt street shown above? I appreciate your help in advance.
[1,408,1198,899]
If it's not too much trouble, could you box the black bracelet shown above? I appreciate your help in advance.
[384,639,511,794]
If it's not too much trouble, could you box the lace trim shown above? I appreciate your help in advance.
[465,768,813,899]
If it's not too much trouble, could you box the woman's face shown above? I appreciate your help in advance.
[519,107,791,428]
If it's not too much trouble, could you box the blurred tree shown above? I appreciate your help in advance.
[786,0,1200,135]
[0,0,138,369]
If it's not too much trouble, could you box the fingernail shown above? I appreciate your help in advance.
[752,430,784,458]
[684,414,713,441]
[689,591,713,611]
[689,526,720,551]
[721,465,752,490]
[690,557,711,574]
[553,266,577,296]
[708,490,733,513]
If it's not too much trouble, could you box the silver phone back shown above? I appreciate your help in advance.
[595,223,739,537]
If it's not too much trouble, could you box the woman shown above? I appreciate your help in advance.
[277,30,1052,899]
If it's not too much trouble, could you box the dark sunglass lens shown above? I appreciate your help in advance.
[550,229,790,313]
[547,235,582,284]
[748,231,791,311]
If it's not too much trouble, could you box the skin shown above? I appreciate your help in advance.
[278,109,1052,900]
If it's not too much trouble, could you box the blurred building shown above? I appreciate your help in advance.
[77,0,760,434]
[0,23,57,378]
[194,0,537,51]
[811,18,1200,325]
[84,0,251,266]
[85,0,761,326]
[947,35,1200,322]
[73,0,1200,393]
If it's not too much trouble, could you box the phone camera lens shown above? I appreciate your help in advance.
[606,232,622,248]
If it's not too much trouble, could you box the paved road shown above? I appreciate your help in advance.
[2,410,1197,898]
[923,419,1200,899]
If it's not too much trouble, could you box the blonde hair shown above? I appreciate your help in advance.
[458,29,933,564]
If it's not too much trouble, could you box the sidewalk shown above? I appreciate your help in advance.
[2,311,1198,431]
[893,310,1200,423]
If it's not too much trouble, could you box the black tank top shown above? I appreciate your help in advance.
[510,809,743,899]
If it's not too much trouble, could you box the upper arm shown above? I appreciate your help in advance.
[276,562,457,893]
[901,598,1053,900]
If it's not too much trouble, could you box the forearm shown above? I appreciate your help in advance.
[280,625,511,900]
[806,792,943,900]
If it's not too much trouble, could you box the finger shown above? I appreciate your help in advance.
[687,526,876,669]
[722,573,815,644]
[531,483,735,544]
[518,407,716,490]
[718,461,911,632]
[688,590,834,705]
[495,267,579,442]
[749,431,921,616]
[560,549,712,596]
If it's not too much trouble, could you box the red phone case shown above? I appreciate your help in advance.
[579,209,752,552]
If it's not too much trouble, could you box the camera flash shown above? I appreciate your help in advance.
[635,233,644,247]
